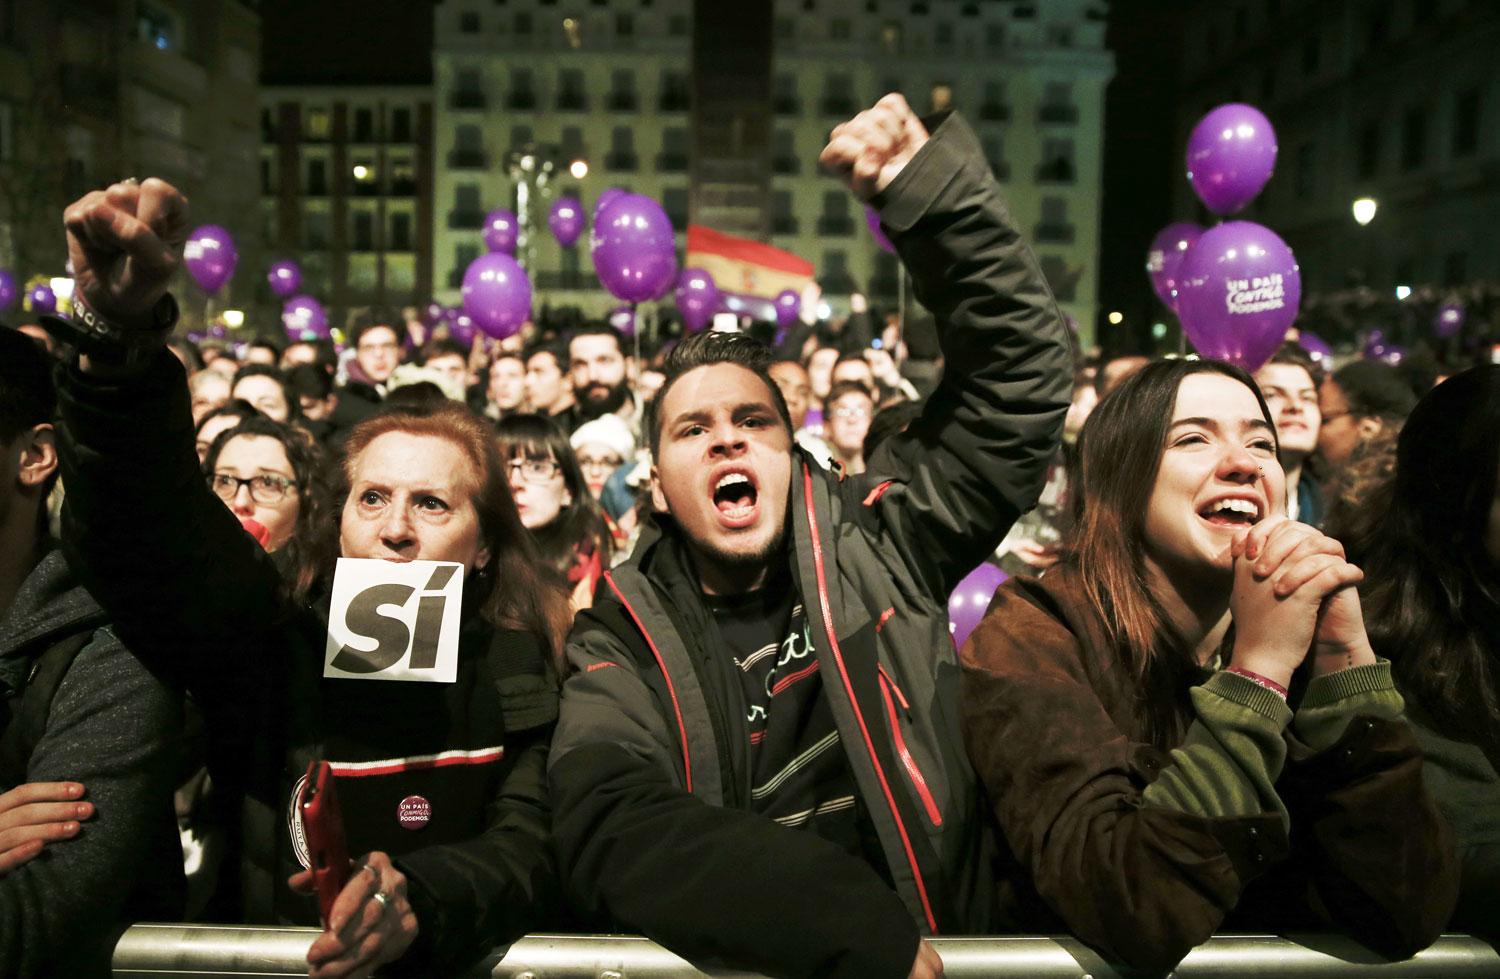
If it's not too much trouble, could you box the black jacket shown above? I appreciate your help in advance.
[55,354,559,975]
[547,111,1073,979]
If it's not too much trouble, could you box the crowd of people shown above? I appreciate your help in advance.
[0,94,1497,979]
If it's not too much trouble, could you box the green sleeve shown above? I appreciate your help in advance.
[1292,661,1403,754]
[1142,671,1292,829]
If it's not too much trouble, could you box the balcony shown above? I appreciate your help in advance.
[772,215,800,235]
[774,96,802,116]
[605,151,639,172]
[980,102,1012,122]
[447,210,484,229]
[447,149,486,169]
[819,97,856,117]
[1038,104,1078,125]
[655,152,688,173]
[606,92,639,112]
[816,216,855,237]
[449,90,486,111]
[506,91,537,111]
[1034,223,1075,244]
[557,93,588,112]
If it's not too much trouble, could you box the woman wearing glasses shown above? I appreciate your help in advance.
[497,414,614,612]
[202,416,322,552]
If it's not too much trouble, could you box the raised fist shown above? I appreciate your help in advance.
[820,94,930,201]
[63,177,189,327]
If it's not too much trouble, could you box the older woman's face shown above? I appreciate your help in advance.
[340,432,489,568]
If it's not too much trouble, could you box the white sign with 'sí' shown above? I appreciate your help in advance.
[323,558,465,683]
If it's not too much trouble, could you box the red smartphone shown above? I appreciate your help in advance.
[299,760,351,926]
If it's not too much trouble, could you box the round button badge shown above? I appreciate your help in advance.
[397,795,431,830]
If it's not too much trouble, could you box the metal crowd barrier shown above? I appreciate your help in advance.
[111,925,1500,977]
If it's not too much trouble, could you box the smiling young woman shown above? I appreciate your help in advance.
[959,358,1457,972]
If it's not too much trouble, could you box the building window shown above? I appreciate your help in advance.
[260,108,275,141]
[353,107,375,142]
[773,129,798,174]
[514,12,532,34]
[663,187,688,228]
[1040,82,1077,124]
[304,211,329,250]
[1453,87,1480,158]
[608,69,638,111]
[616,12,634,35]
[508,68,536,110]
[1037,197,1071,243]
[451,243,480,288]
[658,126,688,172]
[607,127,638,171]
[983,136,1008,181]
[819,250,855,293]
[774,74,800,115]
[1356,122,1380,179]
[1038,138,1074,182]
[450,184,482,229]
[558,69,587,111]
[981,80,1009,121]
[305,158,327,196]
[561,126,586,160]
[660,71,690,112]
[459,11,480,33]
[509,124,534,150]
[821,74,855,117]
[304,108,331,142]
[1400,106,1426,171]
[391,107,412,142]
[351,159,378,195]
[260,157,273,194]
[352,211,375,251]
[390,158,415,195]
[881,23,902,54]
[817,191,853,236]
[772,190,797,234]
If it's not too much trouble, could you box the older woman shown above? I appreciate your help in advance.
[55,178,568,978]
[960,359,1457,971]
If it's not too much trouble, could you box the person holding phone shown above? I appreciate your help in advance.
[50,178,570,978]
[959,359,1458,971]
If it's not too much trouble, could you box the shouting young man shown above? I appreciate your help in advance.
[548,94,1073,978]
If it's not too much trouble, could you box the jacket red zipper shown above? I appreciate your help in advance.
[604,572,693,793]
[802,464,940,934]
[878,672,944,827]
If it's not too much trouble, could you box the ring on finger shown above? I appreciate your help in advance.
[372,890,392,913]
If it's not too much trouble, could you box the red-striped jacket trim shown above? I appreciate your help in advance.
[327,745,505,778]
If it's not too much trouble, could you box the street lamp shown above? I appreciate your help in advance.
[1351,197,1378,226]
[569,158,589,180]
[506,143,560,270]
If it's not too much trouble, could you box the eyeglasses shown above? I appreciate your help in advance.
[509,459,562,483]
[577,456,622,472]
[831,406,871,420]
[210,472,298,504]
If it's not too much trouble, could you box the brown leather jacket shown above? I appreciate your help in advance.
[960,566,1458,972]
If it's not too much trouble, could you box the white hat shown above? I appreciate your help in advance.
[569,414,636,462]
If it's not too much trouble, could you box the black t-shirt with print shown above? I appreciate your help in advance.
[703,569,888,877]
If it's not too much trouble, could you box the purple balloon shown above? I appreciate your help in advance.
[1378,344,1406,366]
[0,269,17,310]
[549,197,585,249]
[1186,103,1279,216]
[423,301,445,325]
[208,323,228,340]
[675,267,720,334]
[461,252,532,339]
[186,331,206,345]
[1146,222,1203,311]
[949,562,1010,649]
[1434,303,1465,340]
[1174,221,1301,372]
[608,306,637,338]
[281,295,329,339]
[266,260,301,299]
[26,284,55,315]
[594,188,626,218]
[591,194,679,304]
[449,313,478,348]
[866,207,895,253]
[482,208,519,256]
[774,289,801,330]
[1297,331,1332,364]
[185,224,239,293]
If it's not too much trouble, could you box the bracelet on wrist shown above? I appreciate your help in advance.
[1225,666,1289,700]
[41,292,178,368]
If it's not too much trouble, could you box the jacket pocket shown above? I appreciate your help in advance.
[878,667,943,827]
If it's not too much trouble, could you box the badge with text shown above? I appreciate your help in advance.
[323,558,464,683]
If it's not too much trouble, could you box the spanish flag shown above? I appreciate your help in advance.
[685,225,815,300]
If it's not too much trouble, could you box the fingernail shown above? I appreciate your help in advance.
[76,803,93,818]
[62,821,79,834]
[67,784,83,798]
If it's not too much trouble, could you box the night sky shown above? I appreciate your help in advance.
[260,0,1187,355]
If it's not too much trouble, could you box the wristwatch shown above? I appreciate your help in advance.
[41,291,178,367]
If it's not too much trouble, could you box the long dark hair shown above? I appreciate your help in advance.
[495,413,613,581]
[1345,365,1500,749]
[1065,358,1276,746]
[298,402,572,664]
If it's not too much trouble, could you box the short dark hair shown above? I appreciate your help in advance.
[646,331,793,457]
[826,380,875,406]
[523,341,566,372]
[0,328,55,444]
[350,309,402,348]
[168,338,205,372]
[1262,342,1323,387]
[1331,360,1417,421]
[248,336,285,357]
[567,321,625,362]
[286,363,333,401]
[231,363,301,421]
[421,338,469,363]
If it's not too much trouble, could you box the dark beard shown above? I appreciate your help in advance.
[579,381,630,419]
